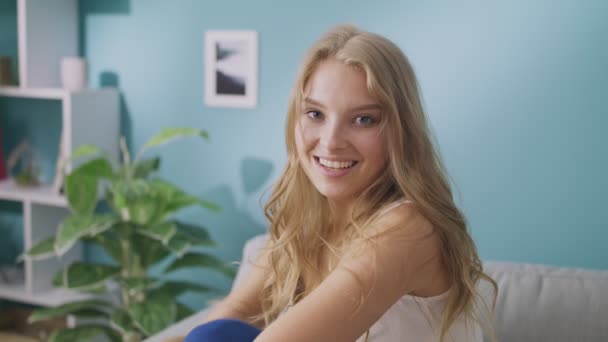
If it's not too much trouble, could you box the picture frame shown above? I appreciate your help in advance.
[204,30,258,108]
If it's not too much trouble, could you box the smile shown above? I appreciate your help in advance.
[314,156,358,177]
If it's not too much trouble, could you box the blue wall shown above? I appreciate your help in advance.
[2,0,607,307]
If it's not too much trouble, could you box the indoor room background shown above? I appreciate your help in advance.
[1,0,606,311]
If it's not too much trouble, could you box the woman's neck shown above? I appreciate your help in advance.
[327,199,354,235]
[329,201,352,227]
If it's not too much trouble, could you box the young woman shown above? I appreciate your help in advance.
[183,24,497,342]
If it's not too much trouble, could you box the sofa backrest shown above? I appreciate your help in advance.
[484,261,608,342]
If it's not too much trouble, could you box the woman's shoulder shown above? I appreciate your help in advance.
[337,199,446,298]
[370,198,435,238]
[344,198,439,264]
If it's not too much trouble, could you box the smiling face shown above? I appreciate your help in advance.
[295,59,388,208]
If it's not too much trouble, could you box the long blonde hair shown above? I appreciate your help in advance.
[258,24,497,341]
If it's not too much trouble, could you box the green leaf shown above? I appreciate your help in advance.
[113,178,220,226]
[49,325,120,342]
[65,157,113,215]
[164,222,216,256]
[134,157,161,178]
[107,184,126,214]
[196,197,221,212]
[128,297,177,335]
[151,179,221,214]
[65,172,97,215]
[176,302,195,321]
[110,310,135,335]
[166,231,191,258]
[119,277,157,293]
[131,235,170,269]
[110,179,165,225]
[108,179,150,216]
[116,179,151,198]
[28,299,113,323]
[142,128,208,151]
[164,252,236,279]
[86,232,122,262]
[164,222,217,257]
[54,262,121,290]
[148,281,214,300]
[70,145,103,160]
[54,214,117,256]
[72,157,114,179]
[128,197,161,225]
[79,283,108,294]
[20,236,55,262]
[174,221,216,247]
[136,221,177,245]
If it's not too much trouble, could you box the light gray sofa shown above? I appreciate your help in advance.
[148,234,608,342]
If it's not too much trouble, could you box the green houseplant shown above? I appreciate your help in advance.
[21,128,235,342]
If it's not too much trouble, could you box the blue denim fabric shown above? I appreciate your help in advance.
[184,319,262,342]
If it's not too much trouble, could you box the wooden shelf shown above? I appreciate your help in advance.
[0,179,67,207]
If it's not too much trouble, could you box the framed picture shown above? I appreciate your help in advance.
[204,30,258,108]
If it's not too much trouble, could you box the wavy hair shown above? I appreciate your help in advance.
[256,24,497,341]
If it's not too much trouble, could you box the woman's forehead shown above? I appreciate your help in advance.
[302,60,379,109]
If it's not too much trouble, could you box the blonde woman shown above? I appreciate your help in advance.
[183,24,497,342]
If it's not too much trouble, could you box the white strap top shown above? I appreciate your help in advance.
[356,289,482,341]
[357,199,482,341]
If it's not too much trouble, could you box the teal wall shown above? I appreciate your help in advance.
[1,0,606,307]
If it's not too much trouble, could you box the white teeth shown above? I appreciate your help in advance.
[318,158,355,169]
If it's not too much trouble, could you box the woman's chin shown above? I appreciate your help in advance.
[316,187,356,203]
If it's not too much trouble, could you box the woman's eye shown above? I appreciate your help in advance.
[306,110,323,120]
[355,115,376,127]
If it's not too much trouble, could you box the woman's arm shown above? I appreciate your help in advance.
[254,205,447,342]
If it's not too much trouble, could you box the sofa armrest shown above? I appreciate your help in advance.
[231,234,269,289]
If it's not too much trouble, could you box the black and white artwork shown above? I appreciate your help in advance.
[204,30,258,108]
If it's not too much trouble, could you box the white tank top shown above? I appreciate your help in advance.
[356,289,482,341]
[356,199,483,342]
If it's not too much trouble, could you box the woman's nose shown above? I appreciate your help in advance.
[319,121,348,151]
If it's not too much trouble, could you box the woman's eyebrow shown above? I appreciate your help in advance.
[303,97,382,112]
[302,97,326,108]
[350,103,382,112]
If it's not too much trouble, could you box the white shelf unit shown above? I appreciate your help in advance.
[0,0,120,307]
[0,88,120,306]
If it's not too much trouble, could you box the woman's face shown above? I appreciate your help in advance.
[295,59,388,204]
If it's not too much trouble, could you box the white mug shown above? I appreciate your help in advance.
[61,57,87,91]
